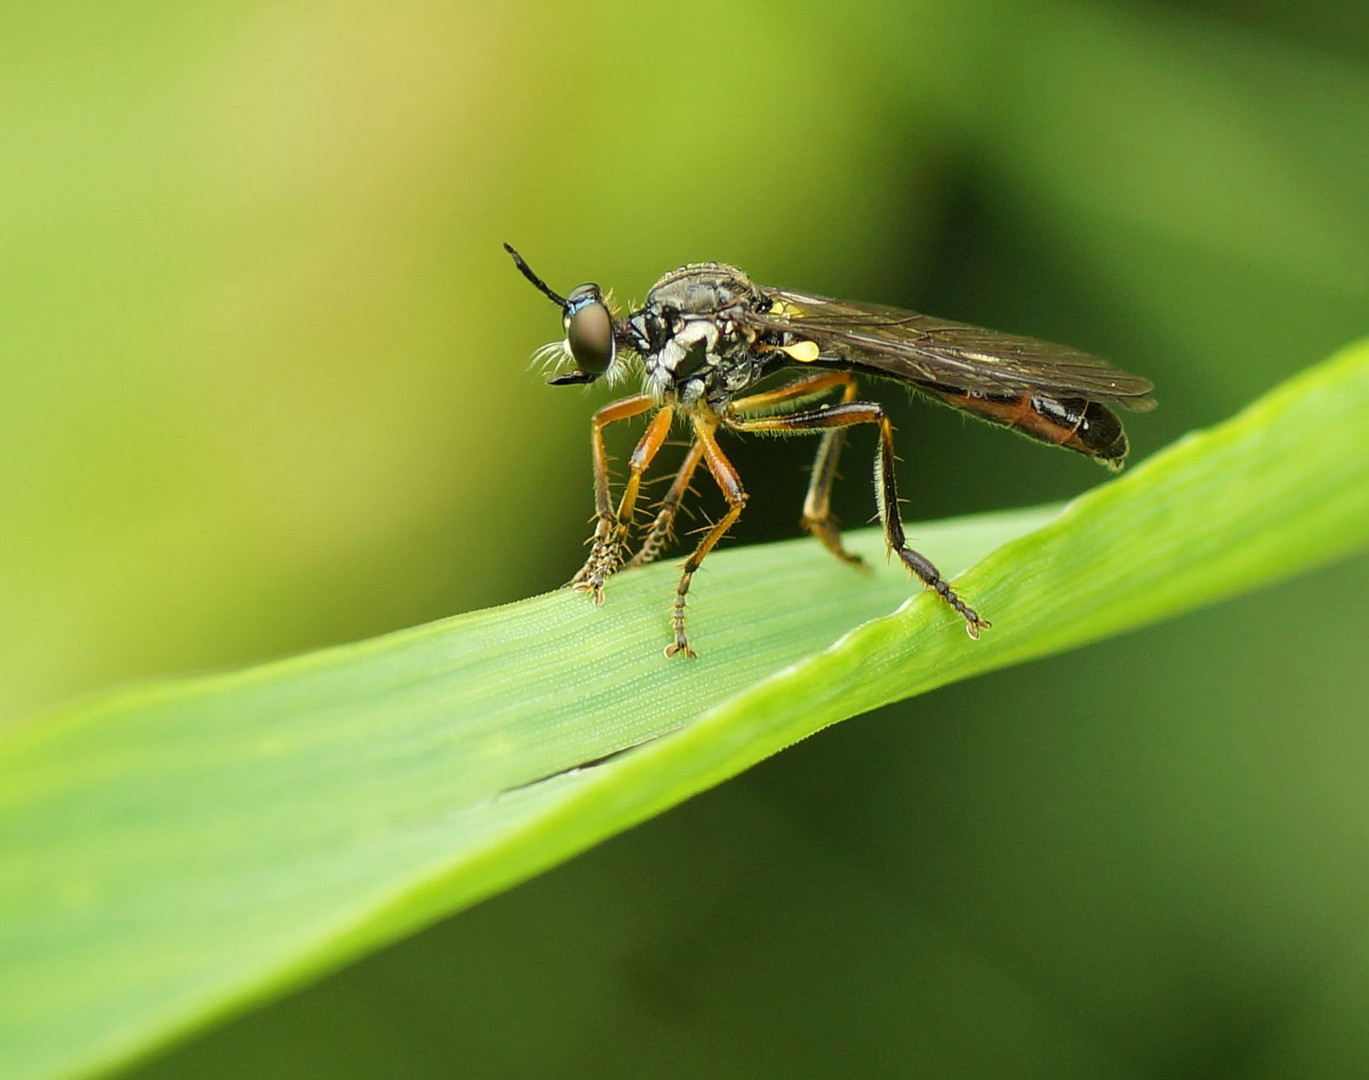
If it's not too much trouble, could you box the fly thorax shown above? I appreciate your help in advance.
[644,318,722,406]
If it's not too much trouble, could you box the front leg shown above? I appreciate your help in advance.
[570,396,671,602]
[631,371,850,573]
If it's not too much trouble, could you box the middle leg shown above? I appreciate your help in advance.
[665,420,748,659]
[626,437,706,570]
[732,371,864,566]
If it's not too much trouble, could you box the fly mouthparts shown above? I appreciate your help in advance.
[547,371,599,386]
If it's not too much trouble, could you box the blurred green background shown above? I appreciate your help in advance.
[4,0,1368,1076]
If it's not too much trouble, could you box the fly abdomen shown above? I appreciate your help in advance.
[1037,395,1128,467]
[925,388,1130,468]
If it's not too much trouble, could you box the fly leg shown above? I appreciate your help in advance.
[732,371,865,566]
[634,376,842,575]
[728,402,990,638]
[800,380,864,566]
[665,421,747,659]
[626,438,705,569]
[570,395,671,602]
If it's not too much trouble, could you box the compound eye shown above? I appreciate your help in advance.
[564,285,615,376]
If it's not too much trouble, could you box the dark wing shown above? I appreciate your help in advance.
[747,287,1156,411]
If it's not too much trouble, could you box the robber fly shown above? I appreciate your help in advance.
[505,244,1155,658]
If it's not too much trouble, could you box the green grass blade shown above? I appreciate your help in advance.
[2,338,1368,1080]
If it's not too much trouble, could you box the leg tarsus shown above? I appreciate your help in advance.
[664,579,698,659]
[570,513,625,602]
[802,512,868,569]
[894,544,991,637]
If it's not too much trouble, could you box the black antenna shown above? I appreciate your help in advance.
[503,243,568,310]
